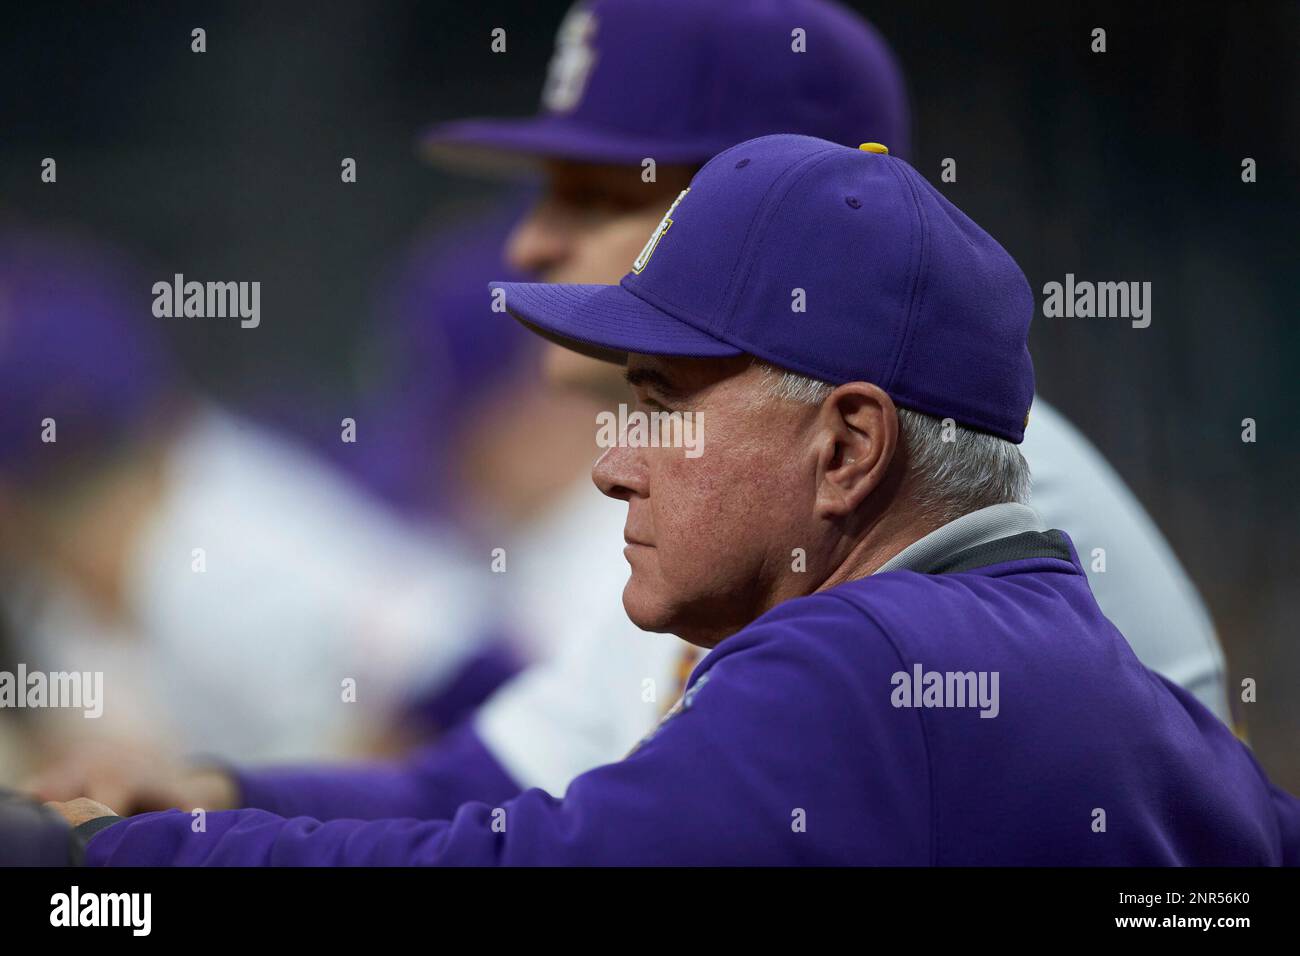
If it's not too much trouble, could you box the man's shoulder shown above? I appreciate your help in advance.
[701,552,1112,708]
[749,550,1089,640]
[691,589,910,725]
[710,586,900,669]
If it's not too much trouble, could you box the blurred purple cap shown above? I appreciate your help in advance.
[340,204,538,515]
[0,226,178,481]
[421,0,911,168]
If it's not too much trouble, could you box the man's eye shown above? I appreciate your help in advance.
[573,202,620,224]
[559,189,631,211]
[612,194,655,213]
[551,193,603,217]
[632,390,670,412]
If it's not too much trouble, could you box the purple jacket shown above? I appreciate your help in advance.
[83,531,1299,865]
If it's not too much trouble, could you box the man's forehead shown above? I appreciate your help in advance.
[545,158,636,182]
[545,159,694,203]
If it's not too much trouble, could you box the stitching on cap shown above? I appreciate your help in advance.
[884,170,1019,439]
[893,167,935,395]
[620,272,743,340]
[881,160,929,393]
[692,139,749,179]
[718,143,844,333]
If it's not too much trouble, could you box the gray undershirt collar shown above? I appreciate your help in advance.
[876,502,1046,574]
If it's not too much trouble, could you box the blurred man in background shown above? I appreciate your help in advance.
[0,224,520,793]
[314,205,623,669]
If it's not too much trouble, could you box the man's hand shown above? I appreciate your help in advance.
[25,741,239,815]
[44,797,118,829]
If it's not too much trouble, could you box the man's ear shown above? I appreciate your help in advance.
[812,382,899,520]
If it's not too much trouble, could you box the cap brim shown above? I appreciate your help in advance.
[491,281,743,363]
[420,115,727,175]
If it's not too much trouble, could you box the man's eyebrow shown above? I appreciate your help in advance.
[624,367,683,396]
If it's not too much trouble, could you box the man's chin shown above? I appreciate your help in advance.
[621,580,678,635]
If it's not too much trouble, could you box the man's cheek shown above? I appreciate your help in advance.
[656,507,715,584]
[651,446,730,537]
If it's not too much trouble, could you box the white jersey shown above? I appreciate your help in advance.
[11,407,495,763]
[476,397,1230,796]
[1021,399,1228,719]
[476,478,690,796]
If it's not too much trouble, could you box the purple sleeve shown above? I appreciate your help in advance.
[1270,783,1300,867]
[233,724,522,821]
[400,638,526,736]
[83,599,931,866]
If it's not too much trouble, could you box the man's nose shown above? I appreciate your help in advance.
[593,444,646,502]
[505,201,573,276]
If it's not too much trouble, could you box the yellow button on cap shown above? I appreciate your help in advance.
[858,142,889,154]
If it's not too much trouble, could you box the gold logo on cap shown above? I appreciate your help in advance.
[632,188,690,275]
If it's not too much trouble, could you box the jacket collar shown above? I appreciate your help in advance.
[877,503,1072,575]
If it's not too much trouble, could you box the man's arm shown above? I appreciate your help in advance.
[232,723,522,821]
[80,600,930,866]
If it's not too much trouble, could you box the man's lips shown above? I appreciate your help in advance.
[623,533,654,548]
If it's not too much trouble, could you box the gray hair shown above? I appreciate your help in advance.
[755,363,1030,523]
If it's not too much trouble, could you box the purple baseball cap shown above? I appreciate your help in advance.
[491,135,1036,443]
[421,0,910,168]
[0,226,178,480]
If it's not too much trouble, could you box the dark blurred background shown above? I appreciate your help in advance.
[3,1,1297,785]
